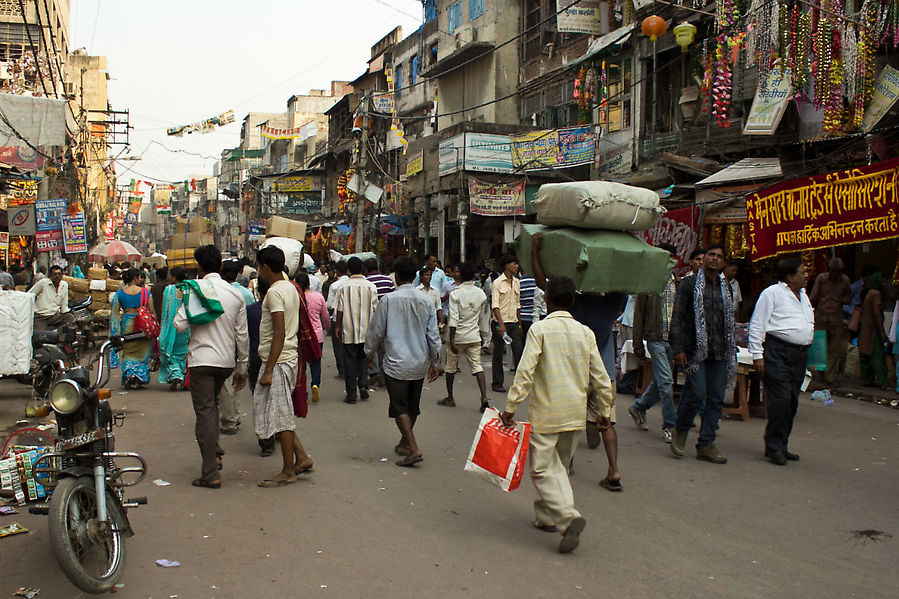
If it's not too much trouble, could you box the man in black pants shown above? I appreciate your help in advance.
[749,257,815,465]
[490,254,523,393]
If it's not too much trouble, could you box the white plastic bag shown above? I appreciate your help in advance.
[464,408,531,492]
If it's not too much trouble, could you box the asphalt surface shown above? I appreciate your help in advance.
[2,345,898,599]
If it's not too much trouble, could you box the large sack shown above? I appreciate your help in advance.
[88,267,108,280]
[261,236,303,276]
[514,224,673,295]
[0,290,34,375]
[533,181,665,231]
[329,250,377,265]
[63,276,89,294]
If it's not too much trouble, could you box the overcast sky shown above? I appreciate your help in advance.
[70,0,423,184]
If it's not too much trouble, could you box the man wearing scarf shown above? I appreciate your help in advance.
[669,244,736,464]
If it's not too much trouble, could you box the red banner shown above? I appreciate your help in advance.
[636,206,702,277]
[35,230,63,253]
[747,158,899,260]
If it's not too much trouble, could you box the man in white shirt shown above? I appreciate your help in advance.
[749,257,815,466]
[253,246,313,487]
[30,265,74,330]
[439,262,490,412]
[412,251,447,291]
[326,261,349,379]
[335,257,378,404]
[174,245,249,489]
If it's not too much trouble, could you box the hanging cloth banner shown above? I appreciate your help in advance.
[156,204,172,215]
[167,110,235,136]
[468,178,526,216]
[635,206,702,277]
[746,157,899,260]
[260,125,304,140]
[510,127,595,170]
[129,200,142,215]
[61,212,87,254]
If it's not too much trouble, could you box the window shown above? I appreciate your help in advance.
[604,58,632,132]
[429,42,438,66]
[395,64,403,98]
[411,55,420,86]
[448,1,463,34]
[424,0,437,22]
[469,0,483,20]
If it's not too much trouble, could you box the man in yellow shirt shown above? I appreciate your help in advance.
[501,276,614,554]
[491,254,522,393]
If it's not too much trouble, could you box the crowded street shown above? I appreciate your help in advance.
[3,348,898,598]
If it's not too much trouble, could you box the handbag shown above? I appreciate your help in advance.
[464,407,531,492]
[848,306,861,334]
[292,281,323,362]
[135,288,160,339]
[291,366,308,418]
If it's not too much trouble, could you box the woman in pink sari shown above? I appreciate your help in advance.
[296,272,330,403]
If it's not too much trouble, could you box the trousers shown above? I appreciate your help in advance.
[219,374,240,429]
[675,359,726,448]
[343,343,368,401]
[491,321,523,387]
[188,365,233,483]
[331,328,345,377]
[763,336,808,453]
[530,430,581,532]
[817,322,846,383]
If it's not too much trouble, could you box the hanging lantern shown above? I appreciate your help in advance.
[641,15,667,42]
[673,21,696,52]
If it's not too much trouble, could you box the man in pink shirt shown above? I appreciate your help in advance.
[297,272,330,403]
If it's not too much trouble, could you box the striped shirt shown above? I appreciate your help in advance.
[366,273,396,298]
[519,276,537,322]
[505,311,613,434]
[336,275,379,344]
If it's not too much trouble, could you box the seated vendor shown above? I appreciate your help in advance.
[30,265,75,331]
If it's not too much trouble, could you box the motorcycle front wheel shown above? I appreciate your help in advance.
[48,476,127,594]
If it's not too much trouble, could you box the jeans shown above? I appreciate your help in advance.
[331,326,345,377]
[305,342,323,388]
[631,340,676,429]
[343,343,368,401]
[491,321,524,387]
[675,359,726,448]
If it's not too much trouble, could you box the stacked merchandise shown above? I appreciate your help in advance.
[63,275,89,301]
[86,267,119,319]
[515,181,671,295]
[0,446,51,506]
[0,291,34,376]
[168,217,213,271]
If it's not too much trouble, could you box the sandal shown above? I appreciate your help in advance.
[192,478,221,489]
[599,477,623,492]
[294,460,314,475]
[258,476,296,488]
[437,398,456,407]
[396,454,423,467]
[216,457,223,471]
[394,444,411,456]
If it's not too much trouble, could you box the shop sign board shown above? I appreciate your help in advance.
[438,134,515,176]
[468,178,526,217]
[636,206,702,277]
[746,157,899,260]
[35,229,63,253]
[406,151,423,177]
[0,231,7,264]
[439,135,464,176]
[556,1,602,35]
[274,176,321,193]
[744,69,793,135]
[862,66,899,132]
[61,212,87,254]
[8,204,35,235]
[0,145,44,170]
[510,127,595,170]
[35,198,66,232]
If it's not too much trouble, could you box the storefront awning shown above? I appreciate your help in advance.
[695,157,782,188]
[566,24,635,68]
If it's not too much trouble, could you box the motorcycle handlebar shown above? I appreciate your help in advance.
[93,333,146,388]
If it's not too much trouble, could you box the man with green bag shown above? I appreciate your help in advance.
[175,245,249,489]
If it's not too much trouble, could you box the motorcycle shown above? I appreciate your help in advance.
[28,325,79,401]
[30,333,148,594]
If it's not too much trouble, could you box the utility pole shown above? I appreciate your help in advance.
[355,92,368,254]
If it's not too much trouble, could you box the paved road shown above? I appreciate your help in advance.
[2,345,898,598]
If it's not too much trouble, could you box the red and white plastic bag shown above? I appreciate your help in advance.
[464,407,531,492]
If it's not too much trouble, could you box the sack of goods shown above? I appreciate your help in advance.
[87,267,108,281]
[0,291,34,376]
[516,224,672,295]
[532,181,665,231]
[261,236,304,276]
[63,276,89,296]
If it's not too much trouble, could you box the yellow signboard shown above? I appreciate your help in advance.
[406,151,423,177]
[274,176,322,193]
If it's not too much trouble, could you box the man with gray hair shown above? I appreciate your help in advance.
[809,258,851,386]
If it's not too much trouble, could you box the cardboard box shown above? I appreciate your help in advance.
[169,232,214,250]
[91,290,110,304]
[87,267,108,280]
[63,276,89,294]
[166,248,197,261]
[166,258,200,271]
[175,217,209,235]
[266,216,307,241]
[106,279,122,292]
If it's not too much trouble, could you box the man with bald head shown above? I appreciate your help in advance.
[809,258,851,386]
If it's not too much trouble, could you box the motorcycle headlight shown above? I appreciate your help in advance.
[49,379,83,415]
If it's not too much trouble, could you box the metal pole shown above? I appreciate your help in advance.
[355,92,368,254]
[651,42,657,154]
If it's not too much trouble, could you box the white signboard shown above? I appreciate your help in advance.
[744,68,793,135]
[862,65,899,132]
[556,0,602,35]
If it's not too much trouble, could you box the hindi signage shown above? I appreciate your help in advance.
[556,0,601,34]
[862,65,899,132]
[467,178,525,217]
[35,230,63,253]
[744,68,793,135]
[406,151,423,177]
[8,204,35,236]
[746,157,899,260]
[61,212,87,254]
[510,127,595,170]
[274,176,322,193]
[35,198,66,232]
[636,206,702,277]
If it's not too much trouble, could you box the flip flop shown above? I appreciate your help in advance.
[437,398,456,407]
[192,478,220,489]
[294,462,314,475]
[395,445,411,456]
[599,477,623,492]
[479,401,490,413]
[258,476,297,488]
[396,454,423,467]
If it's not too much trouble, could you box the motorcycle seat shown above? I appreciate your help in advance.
[69,296,92,310]
[33,329,59,346]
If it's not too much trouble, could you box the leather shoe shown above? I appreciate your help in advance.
[766,450,787,465]
[784,450,800,461]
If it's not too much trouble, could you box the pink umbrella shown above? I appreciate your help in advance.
[88,240,142,263]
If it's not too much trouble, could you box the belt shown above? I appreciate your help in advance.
[765,335,809,352]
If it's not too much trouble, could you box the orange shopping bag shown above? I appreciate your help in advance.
[464,407,530,492]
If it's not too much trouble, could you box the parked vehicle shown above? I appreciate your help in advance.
[31,333,148,594]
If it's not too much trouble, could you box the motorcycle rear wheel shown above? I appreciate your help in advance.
[48,476,127,594]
